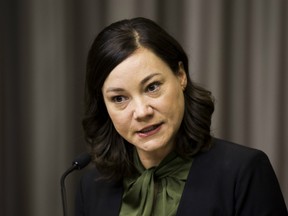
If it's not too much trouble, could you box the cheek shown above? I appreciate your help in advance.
[107,109,131,135]
[162,90,185,129]
[161,88,185,114]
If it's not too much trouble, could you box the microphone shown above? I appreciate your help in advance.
[60,152,91,216]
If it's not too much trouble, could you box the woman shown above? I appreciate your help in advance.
[76,17,287,215]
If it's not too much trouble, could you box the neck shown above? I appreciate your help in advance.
[136,147,173,169]
[139,157,161,169]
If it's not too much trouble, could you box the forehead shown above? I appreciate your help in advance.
[102,48,172,88]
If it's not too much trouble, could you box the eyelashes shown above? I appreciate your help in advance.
[111,95,127,103]
[146,81,161,93]
[109,80,163,105]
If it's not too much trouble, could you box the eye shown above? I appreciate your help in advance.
[146,81,161,92]
[112,95,127,103]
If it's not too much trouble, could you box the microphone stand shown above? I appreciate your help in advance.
[61,165,78,216]
[60,153,91,216]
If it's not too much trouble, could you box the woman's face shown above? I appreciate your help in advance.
[102,48,187,165]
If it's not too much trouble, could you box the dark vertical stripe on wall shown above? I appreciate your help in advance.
[0,0,27,215]
[155,0,185,45]
[155,0,166,25]
[220,0,234,137]
[0,0,5,213]
[198,1,215,83]
[242,1,253,145]
[221,0,252,144]
[277,0,288,179]
[71,0,110,154]
[68,1,85,154]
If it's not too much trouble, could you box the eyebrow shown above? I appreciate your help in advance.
[140,73,161,85]
[105,73,161,93]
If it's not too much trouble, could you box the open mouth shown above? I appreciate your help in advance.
[139,125,159,133]
[137,123,162,137]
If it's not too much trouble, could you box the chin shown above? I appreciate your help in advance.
[141,141,170,153]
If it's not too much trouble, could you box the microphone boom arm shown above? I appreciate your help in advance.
[60,153,91,216]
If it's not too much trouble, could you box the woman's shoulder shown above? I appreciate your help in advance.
[193,138,272,174]
[181,142,288,215]
[211,138,264,154]
[204,138,268,161]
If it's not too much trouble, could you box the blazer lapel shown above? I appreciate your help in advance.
[175,149,212,216]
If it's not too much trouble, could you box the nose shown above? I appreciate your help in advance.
[132,98,154,120]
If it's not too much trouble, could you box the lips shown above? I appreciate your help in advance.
[139,125,159,133]
[137,123,162,137]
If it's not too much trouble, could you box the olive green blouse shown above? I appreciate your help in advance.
[120,150,193,216]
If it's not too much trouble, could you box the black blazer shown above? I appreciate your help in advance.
[75,139,288,216]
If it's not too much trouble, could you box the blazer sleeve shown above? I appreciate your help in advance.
[234,150,288,215]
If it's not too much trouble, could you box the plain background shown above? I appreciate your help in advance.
[1,0,287,215]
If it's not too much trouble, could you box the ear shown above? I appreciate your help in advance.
[177,62,187,90]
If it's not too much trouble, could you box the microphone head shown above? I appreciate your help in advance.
[72,152,91,169]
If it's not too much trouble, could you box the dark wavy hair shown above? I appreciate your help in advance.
[83,17,214,180]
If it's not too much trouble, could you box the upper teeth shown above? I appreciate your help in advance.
[141,125,157,133]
